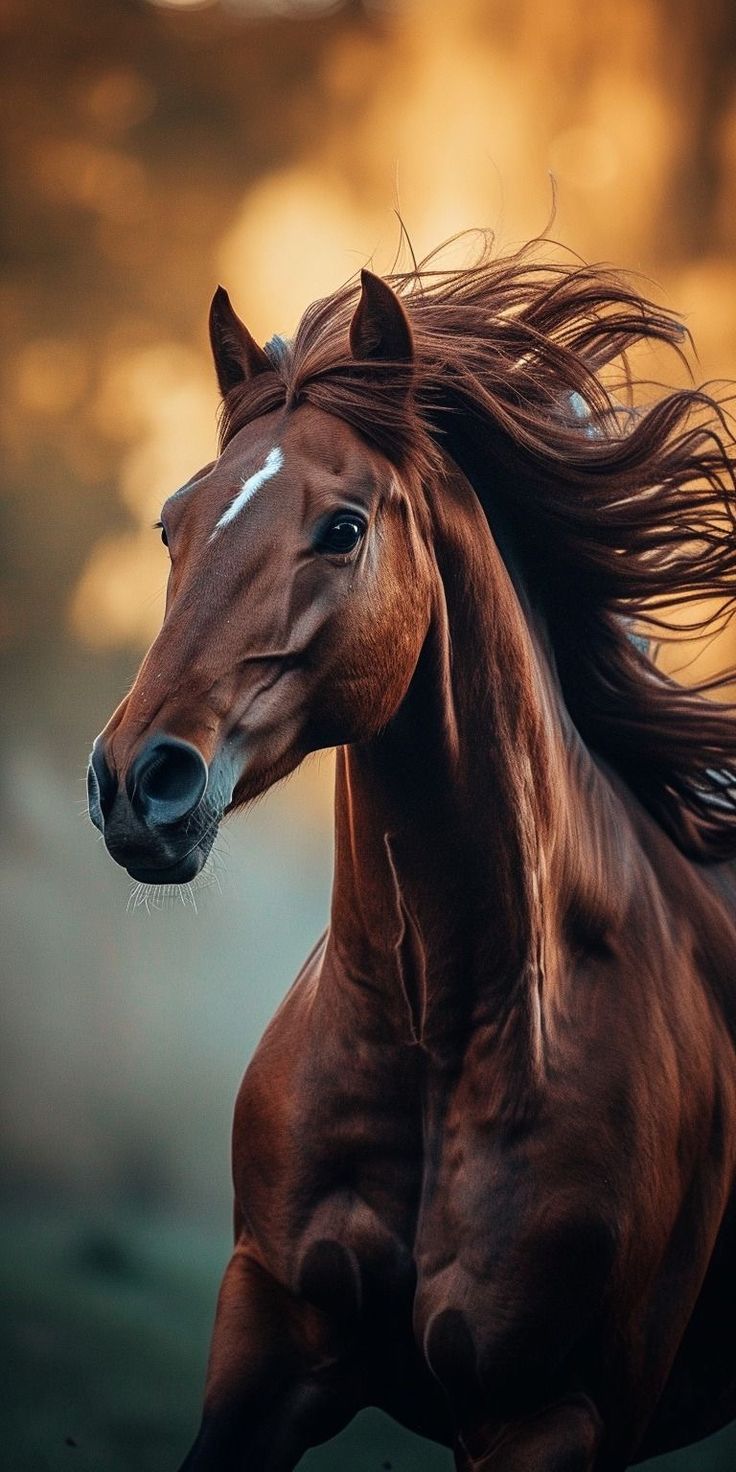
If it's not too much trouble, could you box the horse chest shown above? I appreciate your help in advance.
[233,1016,426,1314]
[234,973,627,1384]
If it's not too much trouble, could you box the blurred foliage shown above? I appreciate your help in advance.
[3,0,736,663]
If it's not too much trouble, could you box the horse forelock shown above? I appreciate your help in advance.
[216,232,736,863]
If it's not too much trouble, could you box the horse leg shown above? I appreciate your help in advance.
[455,1395,604,1472]
[178,1244,358,1471]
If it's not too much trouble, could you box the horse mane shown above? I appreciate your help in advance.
[218,233,736,863]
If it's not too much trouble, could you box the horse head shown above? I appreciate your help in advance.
[88,273,434,883]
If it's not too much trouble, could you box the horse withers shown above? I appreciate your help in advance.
[89,242,736,1471]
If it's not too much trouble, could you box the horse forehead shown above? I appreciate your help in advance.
[281,405,380,477]
[208,412,384,526]
[219,402,383,486]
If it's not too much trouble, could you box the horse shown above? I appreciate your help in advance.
[88,235,736,1471]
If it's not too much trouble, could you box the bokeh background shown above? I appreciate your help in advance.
[3,1,736,1468]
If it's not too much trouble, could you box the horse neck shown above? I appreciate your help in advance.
[328,461,594,1067]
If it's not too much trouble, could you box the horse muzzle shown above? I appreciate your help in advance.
[87,733,228,883]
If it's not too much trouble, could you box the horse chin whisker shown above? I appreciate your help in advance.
[124,842,227,917]
[191,838,230,902]
[125,881,146,916]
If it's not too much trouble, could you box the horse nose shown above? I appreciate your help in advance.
[127,735,208,827]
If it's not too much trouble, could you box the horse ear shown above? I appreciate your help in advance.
[209,286,272,396]
[349,269,414,364]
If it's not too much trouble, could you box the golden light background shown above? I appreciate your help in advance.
[4,0,736,674]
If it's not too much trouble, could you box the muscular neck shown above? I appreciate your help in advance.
[326,463,606,1073]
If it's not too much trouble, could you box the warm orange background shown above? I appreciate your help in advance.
[4,0,736,668]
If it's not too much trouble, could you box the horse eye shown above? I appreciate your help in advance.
[319,514,366,556]
[155,520,169,548]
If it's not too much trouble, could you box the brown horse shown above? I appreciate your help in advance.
[88,237,736,1471]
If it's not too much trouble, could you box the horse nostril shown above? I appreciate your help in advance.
[88,740,117,827]
[128,736,208,826]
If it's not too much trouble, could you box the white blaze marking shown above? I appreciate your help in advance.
[211,445,283,537]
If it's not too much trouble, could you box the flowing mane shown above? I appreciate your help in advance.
[218,233,736,863]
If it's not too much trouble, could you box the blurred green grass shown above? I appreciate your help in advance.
[2,1206,736,1471]
[1,1208,226,1472]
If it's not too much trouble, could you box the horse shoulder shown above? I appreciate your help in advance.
[231,931,422,1304]
[231,932,327,1249]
